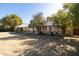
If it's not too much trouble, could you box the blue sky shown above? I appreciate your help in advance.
[0,3,63,25]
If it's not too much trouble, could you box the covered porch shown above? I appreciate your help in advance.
[39,25,62,35]
[14,24,27,32]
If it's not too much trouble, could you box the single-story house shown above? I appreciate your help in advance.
[14,24,27,32]
[39,20,62,35]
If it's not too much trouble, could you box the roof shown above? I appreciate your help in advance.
[45,21,54,26]
[16,24,27,28]
[42,20,59,27]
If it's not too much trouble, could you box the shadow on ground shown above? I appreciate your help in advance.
[0,32,79,56]
[17,33,79,56]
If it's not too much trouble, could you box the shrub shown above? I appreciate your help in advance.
[50,32,54,36]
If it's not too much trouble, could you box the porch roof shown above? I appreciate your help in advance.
[16,24,27,28]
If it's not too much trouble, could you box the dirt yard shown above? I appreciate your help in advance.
[0,32,79,56]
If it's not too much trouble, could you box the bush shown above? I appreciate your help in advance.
[38,31,43,35]
[50,32,54,36]
[38,31,46,35]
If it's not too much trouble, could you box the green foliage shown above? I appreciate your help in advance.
[29,12,45,32]
[28,20,34,28]
[50,4,79,35]
[63,3,79,27]
[33,12,45,29]
[50,10,69,34]
[1,14,23,31]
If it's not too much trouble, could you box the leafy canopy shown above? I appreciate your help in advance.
[1,14,23,30]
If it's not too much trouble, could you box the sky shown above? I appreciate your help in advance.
[0,3,63,25]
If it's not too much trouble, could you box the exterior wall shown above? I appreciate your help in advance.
[15,27,27,32]
[40,26,62,34]
[40,26,47,33]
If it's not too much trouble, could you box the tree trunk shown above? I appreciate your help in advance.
[70,27,73,36]
[11,26,15,31]
[37,27,41,34]
[32,27,35,33]
[61,26,66,35]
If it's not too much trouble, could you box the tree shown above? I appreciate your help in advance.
[28,20,35,32]
[63,3,79,35]
[50,10,69,34]
[30,12,45,33]
[63,3,79,28]
[1,14,22,31]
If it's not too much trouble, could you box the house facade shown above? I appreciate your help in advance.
[39,20,62,35]
[14,24,27,32]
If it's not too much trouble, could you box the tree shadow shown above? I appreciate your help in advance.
[18,34,79,56]
[18,34,71,56]
[0,32,78,56]
[63,38,79,56]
